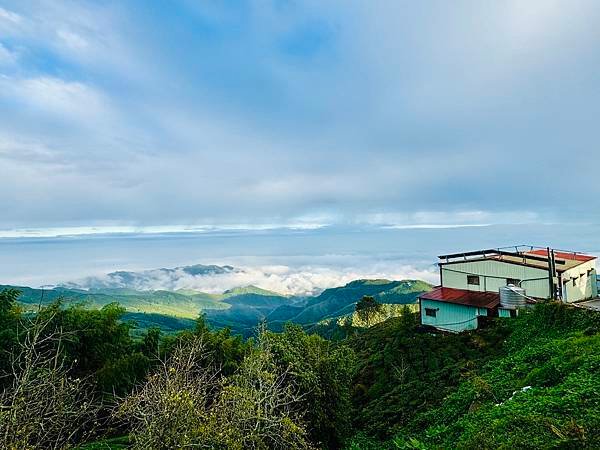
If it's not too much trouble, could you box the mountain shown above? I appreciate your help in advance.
[222,285,283,298]
[205,289,300,335]
[267,279,432,325]
[1,284,229,319]
[1,277,432,337]
[61,263,238,291]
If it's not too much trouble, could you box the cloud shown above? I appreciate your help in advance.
[65,262,439,296]
[56,29,89,51]
[0,6,21,25]
[0,76,108,119]
[0,0,600,230]
[0,42,16,65]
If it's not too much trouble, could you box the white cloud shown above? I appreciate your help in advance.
[358,211,541,228]
[0,0,599,229]
[67,262,439,296]
[56,29,89,50]
[0,223,330,239]
[0,7,21,25]
[0,76,108,120]
[0,42,16,65]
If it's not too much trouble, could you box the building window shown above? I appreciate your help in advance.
[506,278,521,286]
[425,308,437,318]
[467,275,480,285]
[572,277,577,287]
[510,309,517,318]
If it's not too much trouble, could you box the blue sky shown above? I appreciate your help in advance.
[1,0,600,234]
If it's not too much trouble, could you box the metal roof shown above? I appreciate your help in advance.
[420,286,500,309]
[526,249,596,263]
[437,246,595,273]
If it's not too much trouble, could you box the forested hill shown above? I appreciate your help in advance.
[1,286,599,449]
[267,279,431,326]
[346,302,600,449]
[0,279,432,336]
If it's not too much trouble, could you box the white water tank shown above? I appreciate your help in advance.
[499,285,527,309]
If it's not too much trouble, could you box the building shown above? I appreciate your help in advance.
[419,246,598,332]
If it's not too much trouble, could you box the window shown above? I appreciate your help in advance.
[573,277,577,287]
[506,278,521,286]
[467,275,480,286]
[510,309,517,318]
[425,308,437,318]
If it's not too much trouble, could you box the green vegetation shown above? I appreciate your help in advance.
[284,279,431,325]
[2,282,599,449]
[2,278,431,337]
[2,284,230,318]
[346,302,600,449]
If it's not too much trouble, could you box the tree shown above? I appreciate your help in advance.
[0,289,22,385]
[212,328,313,450]
[118,336,219,449]
[355,296,383,327]
[263,324,356,449]
[0,307,100,449]
[119,329,313,449]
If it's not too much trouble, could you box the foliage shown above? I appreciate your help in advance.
[285,279,431,325]
[263,324,357,449]
[161,314,251,376]
[347,302,600,449]
[0,289,22,386]
[211,336,313,450]
[0,307,100,449]
[348,308,510,438]
[355,296,383,327]
[120,330,313,449]
[3,286,600,449]
[117,336,219,449]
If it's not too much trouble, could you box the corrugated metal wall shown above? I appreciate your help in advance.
[441,260,550,298]
[562,260,596,302]
[498,308,511,318]
[420,299,480,332]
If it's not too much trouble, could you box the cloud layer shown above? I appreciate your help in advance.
[1,1,599,230]
[65,262,439,297]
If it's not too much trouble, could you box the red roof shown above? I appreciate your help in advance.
[420,286,499,308]
[526,249,595,262]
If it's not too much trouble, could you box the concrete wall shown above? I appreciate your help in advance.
[562,260,597,302]
[420,298,484,333]
[441,260,551,298]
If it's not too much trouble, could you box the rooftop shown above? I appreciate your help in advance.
[525,249,596,263]
[438,246,596,273]
[420,286,500,309]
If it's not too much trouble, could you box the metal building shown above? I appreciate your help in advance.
[419,246,598,332]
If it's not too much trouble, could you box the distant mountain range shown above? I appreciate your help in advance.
[1,263,433,336]
[60,263,238,291]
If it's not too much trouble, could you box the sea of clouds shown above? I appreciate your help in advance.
[67,263,439,297]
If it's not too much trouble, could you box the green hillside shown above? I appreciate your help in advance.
[345,302,600,449]
[2,285,600,449]
[271,279,432,325]
[1,285,229,319]
[2,279,431,337]
[221,285,284,298]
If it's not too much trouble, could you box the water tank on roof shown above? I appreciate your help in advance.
[499,285,527,309]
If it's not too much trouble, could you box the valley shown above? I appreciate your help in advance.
[1,263,432,336]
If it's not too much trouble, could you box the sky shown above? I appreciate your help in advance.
[1,0,599,235]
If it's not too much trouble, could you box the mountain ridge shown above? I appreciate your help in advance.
[1,276,433,336]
